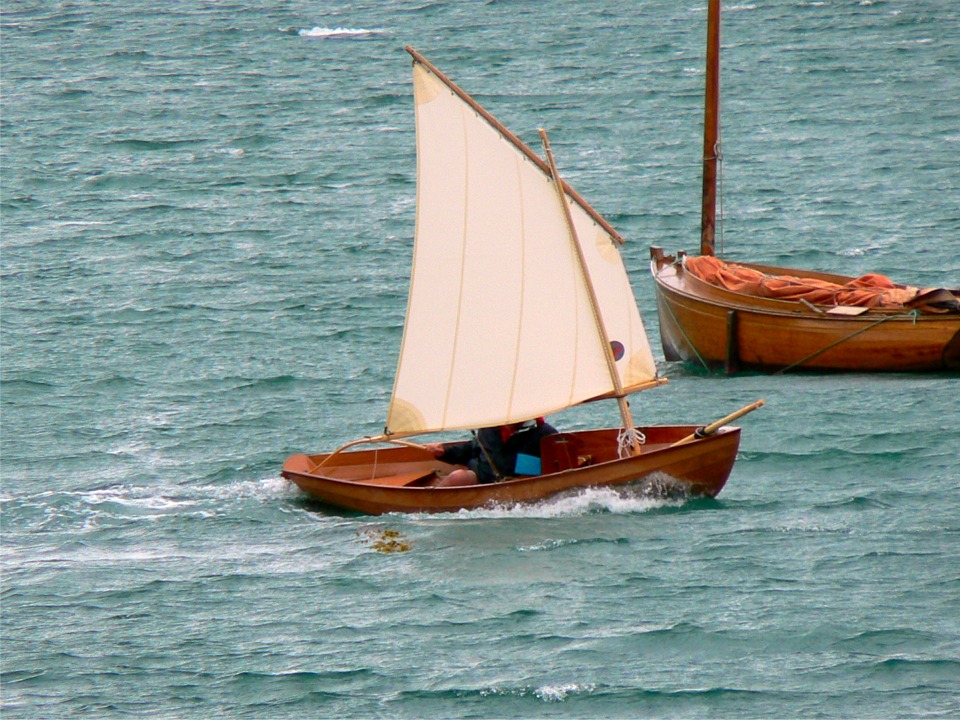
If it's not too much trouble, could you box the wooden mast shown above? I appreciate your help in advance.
[700,0,721,257]
[540,129,640,455]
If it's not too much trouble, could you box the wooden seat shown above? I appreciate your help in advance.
[361,471,437,487]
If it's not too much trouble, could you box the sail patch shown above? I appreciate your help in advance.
[386,397,427,435]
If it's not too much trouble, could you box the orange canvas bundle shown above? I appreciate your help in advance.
[684,255,920,308]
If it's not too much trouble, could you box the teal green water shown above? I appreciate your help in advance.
[3,1,959,717]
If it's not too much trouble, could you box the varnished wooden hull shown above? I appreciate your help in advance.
[281,425,741,515]
[650,252,960,373]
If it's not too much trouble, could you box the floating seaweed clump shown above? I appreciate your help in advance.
[361,528,411,553]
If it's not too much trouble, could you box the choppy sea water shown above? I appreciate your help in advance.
[2,1,958,718]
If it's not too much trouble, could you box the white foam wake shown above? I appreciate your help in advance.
[415,481,686,520]
[298,26,384,38]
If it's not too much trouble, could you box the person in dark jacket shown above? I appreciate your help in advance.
[427,418,557,487]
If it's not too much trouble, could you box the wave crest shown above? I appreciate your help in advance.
[298,26,384,38]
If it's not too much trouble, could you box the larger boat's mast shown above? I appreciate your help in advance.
[700,0,721,257]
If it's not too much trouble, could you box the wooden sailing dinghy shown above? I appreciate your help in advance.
[650,0,960,374]
[282,47,761,515]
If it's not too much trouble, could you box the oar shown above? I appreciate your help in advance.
[670,399,765,447]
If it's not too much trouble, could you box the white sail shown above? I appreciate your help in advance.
[385,55,657,437]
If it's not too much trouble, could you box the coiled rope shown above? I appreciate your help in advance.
[617,427,646,458]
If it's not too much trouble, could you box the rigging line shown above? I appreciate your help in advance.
[660,275,711,370]
[774,310,921,375]
[716,138,724,257]
[472,429,505,480]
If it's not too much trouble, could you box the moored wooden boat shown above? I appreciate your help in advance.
[283,47,761,514]
[283,425,741,515]
[651,251,960,373]
[649,0,960,374]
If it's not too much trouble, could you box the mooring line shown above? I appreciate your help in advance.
[775,309,920,375]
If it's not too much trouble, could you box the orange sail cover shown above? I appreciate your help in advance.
[684,255,923,309]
